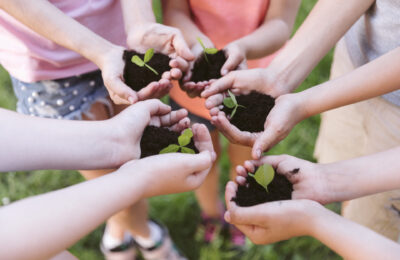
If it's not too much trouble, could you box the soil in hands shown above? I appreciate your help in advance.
[232,169,293,207]
[222,91,275,132]
[190,50,227,82]
[123,50,171,91]
[140,126,199,158]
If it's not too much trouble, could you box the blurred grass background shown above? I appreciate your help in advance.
[0,0,340,259]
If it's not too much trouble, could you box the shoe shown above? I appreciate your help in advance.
[136,221,187,260]
[100,234,137,260]
[196,213,223,244]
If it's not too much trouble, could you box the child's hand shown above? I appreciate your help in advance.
[119,123,215,197]
[204,93,307,158]
[220,42,248,76]
[106,99,190,166]
[127,23,194,81]
[236,155,336,205]
[201,68,284,99]
[224,181,324,245]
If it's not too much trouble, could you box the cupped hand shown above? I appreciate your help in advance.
[121,123,216,198]
[236,155,335,204]
[220,42,247,76]
[224,181,324,245]
[106,99,190,165]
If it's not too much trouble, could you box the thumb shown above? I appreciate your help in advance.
[252,128,276,159]
[226,204,266,227]
[172,32,195,61]
[201,72,235,98]
[139,99,171,117]
[221,52,242,76]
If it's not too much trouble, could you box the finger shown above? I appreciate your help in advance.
[236,175,247,185]
[221,52,243,76]
[111,92,132,105]
[205,94,224,109]
[236,165,248,178]
[108,78,138,104]
[209,108,220,117]
[201,73,235,98]
[170,68,183,80]
[172,32,195,61]
[137,82,160,100]
[225,181,238,209]
[162,71,172,80]
[258,155,291,171]
[252,126,279,159]
[170,57,189,73]
[226,204,269,226]
[158,108,188,127]
[192,123,214,156]
[169,117,190,132]
[137,99,171,118]
[213,112,256,146]
[244,160,256,173]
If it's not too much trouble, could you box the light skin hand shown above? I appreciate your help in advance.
[224,181,322,245]
[107,99,190,166]
[120,123,216,198]
[236,155,336,205]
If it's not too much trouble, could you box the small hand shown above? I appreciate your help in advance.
[236,155,335,204]
[107,99,190,165]
[224,181,323,245]
[220,42,247,76]
[120,123,216,198]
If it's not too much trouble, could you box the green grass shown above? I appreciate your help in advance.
[0,1,340,259]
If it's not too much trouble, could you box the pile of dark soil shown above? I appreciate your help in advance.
[140,126,198,158]
[222,92,275,132]
[123,50,171,91]
[232,170,293,207]
[190,50,227,82]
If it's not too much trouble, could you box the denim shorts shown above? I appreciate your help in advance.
[12,70,112,120]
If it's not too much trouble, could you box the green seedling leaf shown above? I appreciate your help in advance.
[178,135,191,147]
[223,97,235,108]
[181,147,195,154]
[197,37,206,50]
[205,48,218,55]
[131,55,145,67]
[181,129,193,139]
[231,106,238,119]
[144,64,159,75]
[144,48,154,63]
[159,144,180,154]
[228,90,237,105]
[253,164,275,192]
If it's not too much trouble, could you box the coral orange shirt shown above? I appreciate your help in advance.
[170,0,278,120]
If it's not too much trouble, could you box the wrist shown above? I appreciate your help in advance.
[96,44,124,71]
[306,201,335,238]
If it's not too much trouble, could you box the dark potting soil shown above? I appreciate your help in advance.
[123,50,171,91]
[140,126,199,158]
[232,170,293,207]
[222,91,275,133]
[190,50,227,82]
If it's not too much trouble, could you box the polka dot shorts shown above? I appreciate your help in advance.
[11,70,113,120]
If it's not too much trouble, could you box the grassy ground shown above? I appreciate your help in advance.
[0,1,341,259]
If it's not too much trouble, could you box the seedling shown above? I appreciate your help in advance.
[159,129,195,154]
[197,37,218,64]
[249,164,275,192]
[131,48,159,75]
[223,90,245,119]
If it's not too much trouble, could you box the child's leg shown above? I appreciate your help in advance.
[227,142,252,181]
[194,129,222,218]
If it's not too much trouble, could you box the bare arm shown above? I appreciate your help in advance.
[0,124,214,260]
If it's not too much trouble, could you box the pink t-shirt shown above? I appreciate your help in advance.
[170,0,277,120]
[0,0,126,82]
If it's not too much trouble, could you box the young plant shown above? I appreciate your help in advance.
[159,129,195,154]
[249,164,275,192]
[131,48,159,75]
[223,90,245,119]
[197,37,218,64]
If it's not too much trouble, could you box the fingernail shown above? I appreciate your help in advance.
[224,211,231,222]
[256,149,262,159]
[222,69,228,75]
[205,100,211,108]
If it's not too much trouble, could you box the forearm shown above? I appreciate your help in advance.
[163,0,209,47]
[0,0,117,68]
[0,168,144,260]
[267,0,374,93]
[311,208,400,260]
[121,0,156,34]
[301,47,400,117]
[322,146,400,202]
[234,0,301,60]
[0,109,120,171]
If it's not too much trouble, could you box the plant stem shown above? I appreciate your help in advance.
[145,64,159,75]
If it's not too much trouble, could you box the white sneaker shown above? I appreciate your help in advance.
[100,234,137,260]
